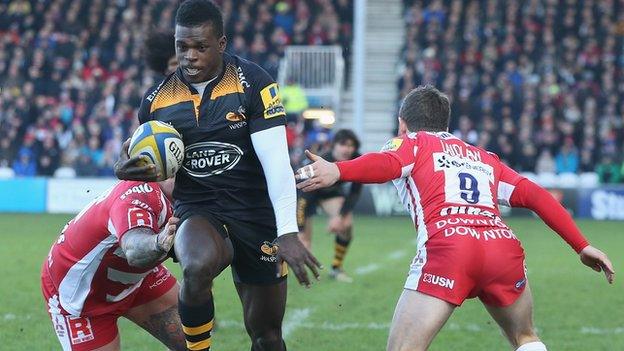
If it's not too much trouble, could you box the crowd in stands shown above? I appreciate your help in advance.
[0,0,352,177]
[399,0,624,183]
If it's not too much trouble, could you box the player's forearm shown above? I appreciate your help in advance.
[336,153,403,184]
[510,179,589,253]
[251,126,299,235]
[120,228,166,268]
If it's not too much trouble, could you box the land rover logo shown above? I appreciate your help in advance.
[183,142,243,177]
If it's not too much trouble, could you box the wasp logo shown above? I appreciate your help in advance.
[260,241,279,256]
[226,107,247,122]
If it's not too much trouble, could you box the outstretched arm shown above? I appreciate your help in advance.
[509,179,615,283]
[296,151,404,192]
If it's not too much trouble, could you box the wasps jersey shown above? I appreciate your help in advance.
[138,53,287,220]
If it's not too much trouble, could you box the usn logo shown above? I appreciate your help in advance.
[422,273,455,289]
[183,142,243,177]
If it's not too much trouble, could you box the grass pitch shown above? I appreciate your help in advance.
[1,214,622,350]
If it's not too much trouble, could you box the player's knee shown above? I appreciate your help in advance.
[251,328,283,350]
[181,259,216,289]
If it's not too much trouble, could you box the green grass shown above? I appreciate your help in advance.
[1,214,623,350]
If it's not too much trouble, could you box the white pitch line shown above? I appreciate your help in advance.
[354,263,381,275]
[282,308,312,338]
[388,250,408,260]
[581,327,624,335]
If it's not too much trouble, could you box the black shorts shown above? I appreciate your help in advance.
[175,203,287,285]
[296,189,344,230]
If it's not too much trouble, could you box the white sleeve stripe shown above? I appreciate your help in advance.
[401,163,415,178]
[250,126,298,236]
[498,181,516,207]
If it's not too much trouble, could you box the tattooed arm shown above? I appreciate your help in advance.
[120,217,179,268]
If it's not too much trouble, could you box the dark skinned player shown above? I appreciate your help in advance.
[114,1,321,350]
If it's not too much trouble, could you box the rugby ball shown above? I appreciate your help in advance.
[128,121,184,181]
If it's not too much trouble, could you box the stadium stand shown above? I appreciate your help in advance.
[0,0,352,177]
[398,0,624,183]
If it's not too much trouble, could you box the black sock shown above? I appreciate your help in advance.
[179,297,215,351]
[332,235,352,269]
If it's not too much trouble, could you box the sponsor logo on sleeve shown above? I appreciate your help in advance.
[381,138,403,152]
[128,208,153,228]
[260,83,285,119]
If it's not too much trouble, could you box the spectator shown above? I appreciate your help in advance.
[2,0,352,177]
[555,139,580,174]
[535,149,556,174]
[13,148,37,177]
[399,1,624,175]
[596,156,621,184]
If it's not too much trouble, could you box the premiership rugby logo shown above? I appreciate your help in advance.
[183,142,243,177]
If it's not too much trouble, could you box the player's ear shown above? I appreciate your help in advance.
[218,35,227,53]
[398,117,408,136]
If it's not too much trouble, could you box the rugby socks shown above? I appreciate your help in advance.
[332,234,352,269]
[179,298,214,351]
[516,341,547,351]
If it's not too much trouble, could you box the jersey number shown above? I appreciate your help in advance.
[458,173,480,204]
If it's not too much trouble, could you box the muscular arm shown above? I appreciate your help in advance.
[509,179,589,253]
[120,228,166,268]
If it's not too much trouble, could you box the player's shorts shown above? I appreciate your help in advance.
[404,226,527,307]
[175,203,287,285]
[297,188,345,229]
[42,265,177,351]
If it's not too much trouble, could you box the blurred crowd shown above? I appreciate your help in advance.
[399,0,624,183]
[0,0,352,177]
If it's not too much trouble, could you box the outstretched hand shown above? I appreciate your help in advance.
[114,139,160,181]
[295,150,341,192]
[275,233,322,288]
[579,245,615,284]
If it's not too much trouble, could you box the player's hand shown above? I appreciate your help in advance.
[156,216,179,253]
[327,216,345,234]
[295,150,340,192]
[579,245,615,284]
[275,232,323,288]
[114,139,160,181]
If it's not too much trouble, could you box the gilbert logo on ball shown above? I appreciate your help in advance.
[129,121,184,181]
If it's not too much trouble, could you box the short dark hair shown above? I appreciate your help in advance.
[399,85,450,132]
[143,29,175,75]
[332,129,360,151]
[175,0,224,37]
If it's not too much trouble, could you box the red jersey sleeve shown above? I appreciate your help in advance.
[336,135,417,183]
[108,183,166,241]
[496,160,526,207]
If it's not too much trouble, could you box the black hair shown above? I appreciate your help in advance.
[143,29,175,75]
[399,85,451,132]
[332,129,360,151]
[175,0,224,37]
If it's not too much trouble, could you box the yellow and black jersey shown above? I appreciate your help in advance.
[138,53,286,220]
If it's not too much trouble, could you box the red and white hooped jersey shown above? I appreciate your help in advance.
[380,131,525,240]
[41,181,173,317]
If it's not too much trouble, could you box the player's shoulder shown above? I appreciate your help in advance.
[380,132,419,152]
[229,53,275,89]
[111,181,164,213]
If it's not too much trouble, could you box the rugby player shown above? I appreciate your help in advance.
[297,129,362,282]
[114,1,320,350]
[144,29,178,76]
[296,85,615,351]
[41,179,186,350]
